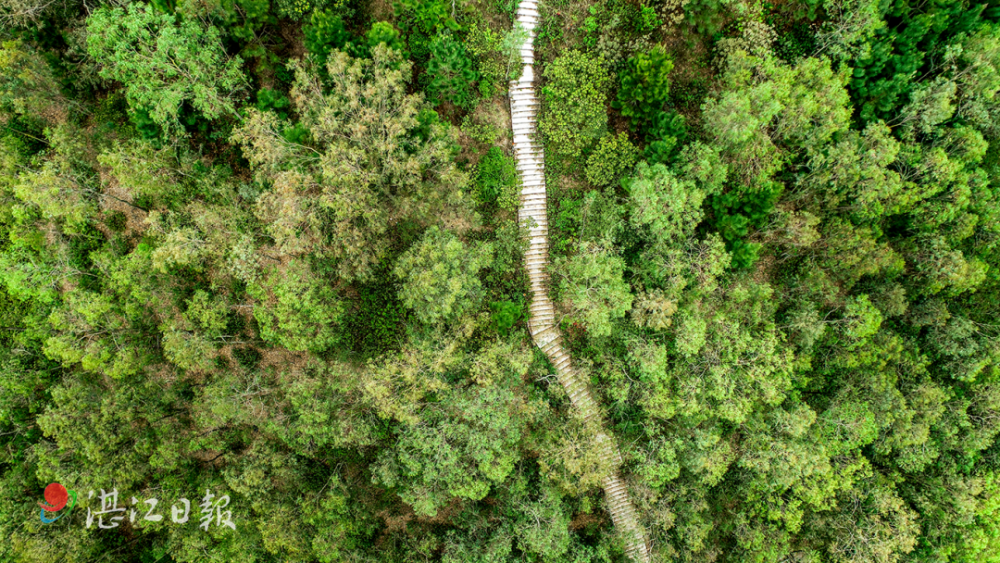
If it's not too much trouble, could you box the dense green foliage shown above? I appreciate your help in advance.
[86,3,247,134]
[585,131,640,187]
[467,22,527,97]
[5,0,1000,562]
[474,145,520,211]
[539,49,611,162]
[613,45,674,130]
[541,0,1000,561]
[423,32,479,109]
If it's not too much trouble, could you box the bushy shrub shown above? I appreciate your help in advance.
[423,32,479,109]
[613,45,673,131]
[129,107,162,141]
[105,210,128,233]
[175,0,273,45]
[636,4,663,33]
[709,181,781,269]
[683,0,732,36]
[274,0,312,20]
[715,14,777,65]
[578,0,657,67]
[488,219,529,297]
[349,276,407,357]
[467,22,527,98]
[461,113,501,146]
[578,188,625,244]
[552,196,582,255]
[249,261,344,352]
[553,240,633,337]
[86,4,247,135]
[490,299,524,336]
[394,226,493,325]
[774,22,816,63]
[582,5,602,48]
[303,9,352,63]
[539,50,611,163]
[585,131,639,187]
[364,22,405,55]
[475,146,519,212]
[394,0,460,61]
[656,0,690,25]
[255,88,290,119]
[644,111,687,164]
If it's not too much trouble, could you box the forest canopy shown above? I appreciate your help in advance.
[3,0,1000,562]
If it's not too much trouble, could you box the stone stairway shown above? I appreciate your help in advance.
[508,2,651,561]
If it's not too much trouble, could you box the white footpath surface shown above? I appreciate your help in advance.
[509,2,651,560]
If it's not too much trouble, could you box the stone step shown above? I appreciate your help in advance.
[533,304,554,314]
[533,315,555,326]
[524,260,546,270]
[517,164,545,173]
[553,355,571,370]
[537,336,560,354]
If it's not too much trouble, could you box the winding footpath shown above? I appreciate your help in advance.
[508,2,651,561]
